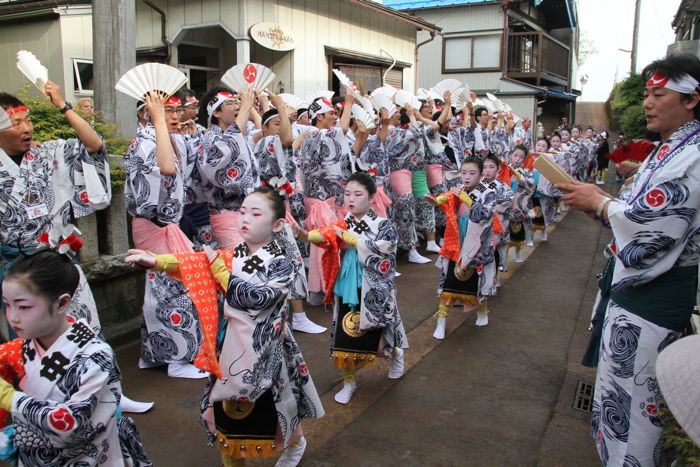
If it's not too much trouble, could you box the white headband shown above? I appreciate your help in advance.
[262,111,279,126]
[646,72,700,94]
[207,91,236,119]
[309,98,334,120]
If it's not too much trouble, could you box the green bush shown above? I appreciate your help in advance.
[619,104,647,141]
[662,407,700,466]
[609,73,647,140]
[17,88,131,155]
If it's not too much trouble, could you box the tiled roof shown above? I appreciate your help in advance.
[383,0,495,10]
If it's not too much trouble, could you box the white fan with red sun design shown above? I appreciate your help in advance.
[221,63,276,93]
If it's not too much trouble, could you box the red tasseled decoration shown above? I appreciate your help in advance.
[606,140,656,164]
[492,213,504,234]
[37,232,49,244]
[497,161,514,185]
[523,154,535,170]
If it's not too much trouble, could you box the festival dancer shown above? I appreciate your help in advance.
[198,86,259,250]
[513,117,534,151]
[482,153,514,273]
[294,172,408,405]
[473,107,493,157]
[124,93,206,379]
[0,86,109,338]
[428,156,499,337]
[415,95,452,253]
[353,109,393,218]
[559,55,700,467]
[531,138,560,239]
[503,145,535,263]
[252,93,325,334]
[298,89,354,305]
[386,104,432,264]
[126,187,324,466]
[0,247,151,465]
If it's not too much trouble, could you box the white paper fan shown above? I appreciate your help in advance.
[371,93,394,113]
[16,50,48,94]
[474,97,495,112]
[221,63,276,93]
[431,79,463,99]
[333,69,351,87]
[354,94,375,116]
[411,96,422,110]
[0,112,10,132]
[371,85,397,99]
[303,90,334,108]
[394,90,414,108]
[352,104,375,129]
[486,92,506,112]
[416,88,430,100]
[115,63,188,101]
[453,88,470,110]
[279,93,304,110]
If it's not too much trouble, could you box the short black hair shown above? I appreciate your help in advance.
[513,144,529,155]
[399,107,411,126]
[6,249,80,305]
[642,55,700,119]
[474,106,488,118]
[461,156,483,173]
[198,86,235,127]
[0,93,25,112]
[483,152,501,166]
[346,171,377,197]
[250,186,286,220]
[261,108,279,126]
[177,88,197,100]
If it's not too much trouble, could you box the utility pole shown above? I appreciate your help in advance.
[92,0,136,137]
[631,0,641,74]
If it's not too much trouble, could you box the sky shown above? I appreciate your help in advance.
[578,0,681,101]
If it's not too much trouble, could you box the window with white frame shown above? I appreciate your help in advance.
[73,59,94,94]
[443,34,502,72]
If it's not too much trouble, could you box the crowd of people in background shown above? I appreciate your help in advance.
[0,52,699,467]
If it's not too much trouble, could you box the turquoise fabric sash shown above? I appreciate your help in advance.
[457,215,469,244]
[333,247,363,307]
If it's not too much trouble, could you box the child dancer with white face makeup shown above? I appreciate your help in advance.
[126,187,323,467]
[0,247,151,466]
[295,172,408,405]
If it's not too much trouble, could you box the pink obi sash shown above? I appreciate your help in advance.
[305,197,339,293]
[210,211,243,249]
[132,217,194,254]
[427,164,444,188]
[370,185,392,218]
[389,169,412,196]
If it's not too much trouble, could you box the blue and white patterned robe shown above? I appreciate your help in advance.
[591,120,700,467]
[0,140,110,335]
[124,125,203,365]
[5,320,151,466]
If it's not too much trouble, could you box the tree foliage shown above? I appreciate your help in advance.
[609,73,646,139]
[17,88,131,155]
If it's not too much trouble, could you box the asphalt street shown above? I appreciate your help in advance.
[116,189,611,466]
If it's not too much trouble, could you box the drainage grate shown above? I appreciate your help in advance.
[573,380,594,413]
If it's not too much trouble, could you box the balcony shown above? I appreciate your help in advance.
[506,31,570,87]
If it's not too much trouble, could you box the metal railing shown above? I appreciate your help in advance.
[506,31,570,84]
